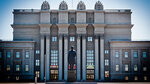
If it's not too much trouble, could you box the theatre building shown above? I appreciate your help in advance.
[0,0,150,82]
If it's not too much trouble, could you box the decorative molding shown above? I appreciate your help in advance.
[39,24,52,28]
[106,24,134,28]
[11,24,38,28]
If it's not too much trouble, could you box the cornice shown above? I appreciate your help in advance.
[57,24,70,28]
[93,24,106,27]
[75,24,88,28]
[39,24,52,28]
[106,24,134,28]
[11,24,38,28]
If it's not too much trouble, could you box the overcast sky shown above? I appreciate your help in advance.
[0,0,150,41]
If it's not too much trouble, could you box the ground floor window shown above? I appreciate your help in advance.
[134,76,138,80]
[35,71,40,78]
[144,76,147,81]
[105,71,109,78]
[50,70,58,80]
[16,76,19,80]
[86,70,94,80]
[125,76,129,80]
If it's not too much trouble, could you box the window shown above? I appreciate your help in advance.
[105,59,109,66]
[36,50,40,54]
[88,37,92,41]
[7,65,10,71]
[35,71,40,78]
[71,18,75,23]
[53,18,57,24]
[52,37,57,42]
[133,51,138,58]
[86,70,94,80]
[0,52,2,58]
[143,52,147,58]
[116,65,119,71]
[134,65,138,71]
[134,76,138,80]
[25,51,29,58]
[105,71,109,78]
[115,51,119,57]
[25,65,29,71]
[16,65,20,71]
[125,65,129,71]
[125,76,129,80]
[143,67,147,71]
[50,70,58,80]
[70,37,75,41]
[51,50,58,66]
[16,52,20,58]
[124,52,128,58]
[16,76,19,80]
[36,60,40,66]
[144,76,147,80]
[0,65,1,71]
[105,50,109,54]
[7,52,11,58]
[86,50,94,66]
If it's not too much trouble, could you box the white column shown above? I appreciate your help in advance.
[100,35,104,81]
[58,35,63,80]
[46,35,50,80]
[77,35,81,81]
[64,35,68,81]
[40,35,44,81]
[95,36,99,81]
[82,35,86,81]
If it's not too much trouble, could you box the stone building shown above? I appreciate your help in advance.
[0,0,150,82]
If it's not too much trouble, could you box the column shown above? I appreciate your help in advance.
[64,35,68,81]
[82,35,86,81]
[95,35,99,81]
[77,35,81,81]
[100,34,104,81]
[40,35,44,81]
[58,35,63,80]
[46,35,50,80]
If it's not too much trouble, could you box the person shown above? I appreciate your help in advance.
[68,46,76,70]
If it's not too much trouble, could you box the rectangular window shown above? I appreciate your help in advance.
[7,65,10,71]
[35,71,40,78]
[116,65,119,71]
[86,50,94,68]
[105,71,109,78]
[0,52,2,58]
[51,50,58,66]
[134,65,138,71]
[115,51,119,57]
[7,52,11,58]
[143,52,147,58]
[143,67,147,71]
[125,65,129,71]
[36,50,40,54]
[16,65,20,71]
[144,76,147,80]
[134,76,138,80]
[105,59,109,66]
[125,76,129,80]
[88,37,92,41]
[70,37,75,41]
[36,60,40,66]
[16,76,19,80]
[25,65,29,71]
[124,52,128,58]
[52,37,57,42]
[133,51,138,58]
[16,52,20,58]
[25,51,29,58]
[105,50,109,54]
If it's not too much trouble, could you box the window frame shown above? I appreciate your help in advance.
[7,51,11,58]
[70,36,75,42]
[87,37,93,42]
[16,52,20,58]
[25,51,29,58]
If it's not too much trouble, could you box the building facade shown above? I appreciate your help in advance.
[0,1,150,82]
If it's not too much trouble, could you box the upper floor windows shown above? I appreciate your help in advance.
[52,37,57,42]
[70,37,75,42]
[36,60,40,66]
[134,65,138,71]
[105,50,109,54]
[0,52,1,58]
[7,52,11,58]
[116,65,119,71]
[7,65,10,71]
[25,65,29,71]
[86,50,94,66]
[133,51,138,58]
[16,52,20,58]
[143,67,147,71]
[36,50,40,54]
[125,64,129,71]
[143,52,147,58]
[51,50,58,66]
[115,51,119,58]
[16,65,20,71]
[25,51,29,58]
[87,37,93,42]
[124,52,128,58]
[105,59,109,66]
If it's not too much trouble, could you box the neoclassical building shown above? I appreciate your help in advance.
[0,0,150,82]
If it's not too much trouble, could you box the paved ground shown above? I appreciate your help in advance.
[0,82,150,84]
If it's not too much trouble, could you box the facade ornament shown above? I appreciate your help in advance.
[41,1,50,10]
[59,1,68,10]
[77,1,86,10]
[95,1,103,10]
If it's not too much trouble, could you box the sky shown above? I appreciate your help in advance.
[0,0,150,41]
